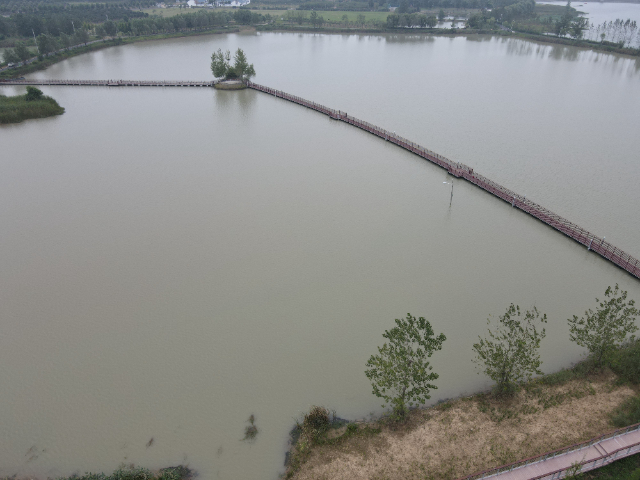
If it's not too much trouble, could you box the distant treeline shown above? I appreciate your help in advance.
[1,8,269,44]
[0,0,154,14]
[0,4,147,39]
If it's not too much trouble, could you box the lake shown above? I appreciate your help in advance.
[1,31,639,480]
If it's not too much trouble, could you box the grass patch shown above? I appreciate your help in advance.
[0,90,64,124]
[576,453,640,479]
[611,395,640,428]
[609,341,640,385]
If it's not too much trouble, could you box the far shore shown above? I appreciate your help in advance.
[2,23,638,82]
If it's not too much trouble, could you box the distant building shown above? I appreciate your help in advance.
[216,0,250,6]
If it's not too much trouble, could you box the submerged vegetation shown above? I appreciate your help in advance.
[0,87,64,124]
[52,465,193,480]
[243,414,258,441]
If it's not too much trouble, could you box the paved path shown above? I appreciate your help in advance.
[460,424,640,480]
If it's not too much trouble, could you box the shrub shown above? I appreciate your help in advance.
[243,414,258,441]
[610,341,640,384]
[301,406,330,442]
[611,395,640,427]
[25,86,44,101]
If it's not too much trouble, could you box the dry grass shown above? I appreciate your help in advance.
[288,372,636,480]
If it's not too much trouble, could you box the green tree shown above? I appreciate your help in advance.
[341,14,349,24]
[438,9,446,22]
[568,284,639,366]
[25,86,44,101]
[2,48,20,64]
[357,14,366,27]
[365,314,446,420]
[426,15,437,28]
[210,48,231,79]
[104,20,117,36]
[310,11,323,28]
[233,48,255,81]
[473,304,547,395]
[36,34,56,55]
[14,41,32,61]
[75,29,90,45]
[569,16,588,38]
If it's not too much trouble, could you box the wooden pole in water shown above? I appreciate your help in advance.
[450,180,454,207]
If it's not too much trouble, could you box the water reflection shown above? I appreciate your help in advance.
[385,34,436,43]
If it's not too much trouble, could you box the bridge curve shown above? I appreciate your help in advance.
[1,78,637,280]
[246,80,640,280]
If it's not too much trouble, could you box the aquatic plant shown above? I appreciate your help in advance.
[243,414,258,441]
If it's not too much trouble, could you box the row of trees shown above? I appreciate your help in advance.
[0,8,146,38]
[0,6,272,42]
[581,19,639,48]
[0,0,153,15]
[366,285,639,419]
[2,28,90,63]
[2,9,273,66]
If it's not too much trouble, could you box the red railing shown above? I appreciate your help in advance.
[247,80,640,280]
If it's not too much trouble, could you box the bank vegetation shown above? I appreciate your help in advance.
[0,86,64,124]
[286,286,640,479]
[286,347,640,480]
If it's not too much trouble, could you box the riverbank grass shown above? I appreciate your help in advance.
[286,345,640,480]
[0,88,64,124]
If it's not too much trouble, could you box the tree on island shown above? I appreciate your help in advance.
[473,304,547,396]
[568,284,638,367]
[25,86,44,102]
[210,48,256,82]
[365,314,446,421]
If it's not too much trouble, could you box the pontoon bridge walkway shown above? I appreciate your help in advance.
[2,77,638,280]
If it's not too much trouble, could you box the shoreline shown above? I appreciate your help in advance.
[1,25,638,81]
[257,25,640,58]
[0,28,238,80]
[284,360,640,479]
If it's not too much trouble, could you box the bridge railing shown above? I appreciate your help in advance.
[457,422,640,480]
[245,81,640,279]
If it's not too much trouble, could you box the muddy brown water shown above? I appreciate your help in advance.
[1,31,639,480]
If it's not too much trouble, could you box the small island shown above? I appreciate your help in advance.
[211,48,256,90]
[0,86,65,124]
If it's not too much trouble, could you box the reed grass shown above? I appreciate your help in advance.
[0,92,64,124]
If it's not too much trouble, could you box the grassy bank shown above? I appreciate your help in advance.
[0,90,64,124]
[0,28,237,80]
[286,342,640,480]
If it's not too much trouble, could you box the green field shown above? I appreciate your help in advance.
[142,7,479,24]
